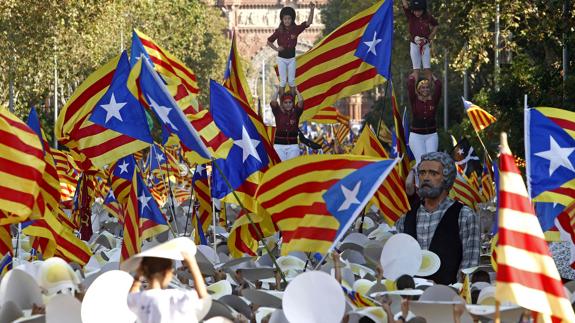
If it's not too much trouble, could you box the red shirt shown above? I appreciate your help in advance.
[271,102,303,144]
[403,8,438,42]
[267,22,309,58]
[408,76,442,133]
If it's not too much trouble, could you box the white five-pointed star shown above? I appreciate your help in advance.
[457,148,464,156]
[155,153,164,163]
[100,93,127,123]
[233,127,262,163]
[147,95,178,131]
[338,181,362,211]
[118,160,130,174]
[107,190,115,200]
[535,136,575,176]
[363,32,382,56]
[138,192,152,215]
[196,164,205,175]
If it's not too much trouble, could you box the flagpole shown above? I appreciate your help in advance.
[184,171,195,237]
[471,128,493,164]
[54,54,59,149]
[494,300,501,323]
[151,146,178,236]
[524,94,532,198]
[15,224,21,259]
[212,197,217,256]
[375,80,390,139]
[160,147,180,235]
[211,159,288,285]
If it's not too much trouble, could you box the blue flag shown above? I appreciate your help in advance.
[146,144,167,173]
[113,155,137,181]
[354,0,393,78]
[130,31,151,66]
[390,132,398,158]
[210,80,270,198]
[90,51,153,144]
[402,107,415,161]
[104,188,118,205]
[526,107,575,199]
[136,172,166,225]
[323,158,398,250]
[138,58,211,159]
[26,107,46,155]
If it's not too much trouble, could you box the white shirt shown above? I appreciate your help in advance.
[394,310,416,321]
[127,289,205,323]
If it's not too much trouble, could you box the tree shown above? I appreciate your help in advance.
[320,0,575,157]
[0,0,228,143]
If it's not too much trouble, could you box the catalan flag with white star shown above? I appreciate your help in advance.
[295,0,393,121]
[255,155,397,255]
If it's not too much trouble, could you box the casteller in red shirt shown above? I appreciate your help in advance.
[407,74,442,134]
[403,6,438,43]
[267,22,309,59]
[271,93,303,145]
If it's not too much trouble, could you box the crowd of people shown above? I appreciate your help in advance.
[2,0,574,323]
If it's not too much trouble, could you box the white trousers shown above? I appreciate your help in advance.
[409,132,438,165]
[277,57,296,87]
[274,144,300,161]
[410,42,431,70]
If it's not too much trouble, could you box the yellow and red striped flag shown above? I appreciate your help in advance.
[462,98,497,132]
[227,209,277,258]
[132,29,199,97]
[391,84,411,179]
[0,108,46,221]
[0,224,12,259]
[554,200,575,269]
[342,285,378,308]
[51,149,79,185]
[27,107,63,218]
[450,167,483,211]
[120,170,140,262]
[22,207,93,266]
[377,119,392,144]
[309,106,350,128]
[495,132,575,322]
[223,32,254,109]
[460,273,472,304]
[0,223,12,276]
[55,55,148,169]
[295,0,393,121]
[191,164,212,245]
[352,126,410,225]
[255,155,395,255]
[481,157,496,201]
[334,124,350,145]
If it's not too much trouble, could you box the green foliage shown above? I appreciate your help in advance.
[321,0,575,159]
[0,0,228,143]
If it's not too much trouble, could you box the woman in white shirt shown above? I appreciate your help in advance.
[127,252,210,323]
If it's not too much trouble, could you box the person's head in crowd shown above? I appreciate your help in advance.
[416,78,431,98]
[396,275,416,290]
[359,317,376,323]
[408,317,427,323]
[471,289,481,304]
[139,257,174,288]
[471,270,491,284]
